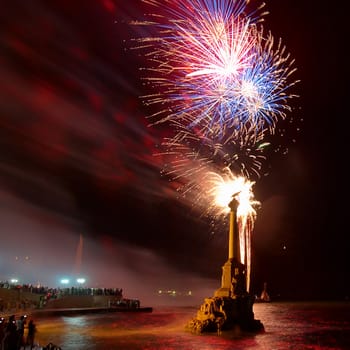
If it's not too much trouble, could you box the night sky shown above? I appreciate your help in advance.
[0,1,347,303]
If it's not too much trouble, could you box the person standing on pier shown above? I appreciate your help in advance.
[26,319,36,350]
[3,315,17,350]
[16,315,26,349]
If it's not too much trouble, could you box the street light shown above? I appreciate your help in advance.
[60,278,70,285]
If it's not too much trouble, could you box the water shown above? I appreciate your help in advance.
[32,301,350,350]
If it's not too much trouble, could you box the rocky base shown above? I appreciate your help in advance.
[185,295,264,334]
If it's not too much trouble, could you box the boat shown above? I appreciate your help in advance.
[108,298,153,312]
[108,305,153,313]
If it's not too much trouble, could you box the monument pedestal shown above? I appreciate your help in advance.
[214,260,233,298]
[186,258,264,334]
[186,196,263,334]
[186,295,263,334]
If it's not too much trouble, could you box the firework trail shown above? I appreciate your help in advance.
[157,120,268,196]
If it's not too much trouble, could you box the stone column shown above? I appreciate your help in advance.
[214,196,240,298]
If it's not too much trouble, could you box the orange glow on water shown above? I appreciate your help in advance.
[31,303,350,349]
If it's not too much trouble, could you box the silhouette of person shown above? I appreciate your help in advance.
[26,319,36,350]
[16,315,26,349]
[5,315,18,350]
[0,318,6,350]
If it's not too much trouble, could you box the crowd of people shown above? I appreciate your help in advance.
[0,315,62,350]
[0,281,124,313]
[0,281,123,298]
[0,281,125,349]
[0,314,36,350]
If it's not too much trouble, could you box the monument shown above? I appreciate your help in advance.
[186,196,264,334]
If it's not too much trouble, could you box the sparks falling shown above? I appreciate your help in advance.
[202,168,259,291]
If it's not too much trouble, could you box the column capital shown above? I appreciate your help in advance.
[228,196,239,212]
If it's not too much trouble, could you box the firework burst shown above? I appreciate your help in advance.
[194,167,259,290]
[156,119,268,193]
[133,0,298,142]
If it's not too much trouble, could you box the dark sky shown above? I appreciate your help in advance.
[0,0,346,303]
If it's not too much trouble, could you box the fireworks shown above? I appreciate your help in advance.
[203,167,260,291]
[134,0,298,143]
[131,0,299,291]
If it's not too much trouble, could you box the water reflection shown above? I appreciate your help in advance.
[33,302,350,350]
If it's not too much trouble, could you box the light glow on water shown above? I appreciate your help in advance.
[33,302,350,350]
